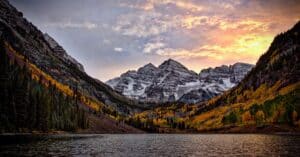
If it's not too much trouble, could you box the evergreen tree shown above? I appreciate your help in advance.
[0,40,89,132]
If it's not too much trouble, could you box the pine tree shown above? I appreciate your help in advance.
[0,41,90,132]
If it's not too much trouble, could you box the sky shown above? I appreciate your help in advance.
[10,0,300,81]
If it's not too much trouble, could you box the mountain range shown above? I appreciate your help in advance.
[189,21,300,132]
[134,21,300,133]
[0,0,299,133]
[106,60,253,104]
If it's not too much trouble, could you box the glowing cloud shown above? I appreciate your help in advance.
[11,0,300,81]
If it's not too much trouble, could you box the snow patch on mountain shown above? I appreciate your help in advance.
[106,59,254,104]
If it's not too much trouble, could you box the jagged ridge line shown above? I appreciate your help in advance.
[4,42,104,112]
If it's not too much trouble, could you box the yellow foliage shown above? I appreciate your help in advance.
[133,75,300,131]
[154,118,167,126]
[252,84,267,99]
[5,42,102,112]
[255,110,265,121]
[242,111,252,122]
[190,81,300,130]
[279,82,300,95]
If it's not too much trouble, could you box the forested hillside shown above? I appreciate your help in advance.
[0,0,145,133]
[129,21,300,133]
[189,21,300,132]
[0,40,88,132]
[1,0,299,133]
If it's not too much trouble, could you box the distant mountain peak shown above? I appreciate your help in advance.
[137,63,158,76]
[158,59,193,77]
[106,59,253,104]
[199,62,254,83]
[159,58,185,69]
[139,63,157,70]
[232,62,253,67]
[144,62,156,67]
[165,58,178,63]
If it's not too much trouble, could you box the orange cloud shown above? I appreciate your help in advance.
[153,33,273,67]
[119,0,299,77]
[122,0,205,12]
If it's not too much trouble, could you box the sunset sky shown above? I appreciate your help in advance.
[10,0,300,81]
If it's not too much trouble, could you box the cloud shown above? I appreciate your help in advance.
[114,47,123,52]
[45,21,97,29]
[113,12,175,37]
[180,16,207,29]
[121,0,205,12]
[143,42,165,53]
[154,47,223,60]
[10,0,300,81]
[112,7,272,39]
[179,15,271,32]
[153,32,273,64]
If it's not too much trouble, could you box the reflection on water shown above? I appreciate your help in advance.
[1,134,300,156]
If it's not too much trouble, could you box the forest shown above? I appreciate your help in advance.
[0,40,89,133]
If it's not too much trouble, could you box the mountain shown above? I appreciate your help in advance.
[199,62,254,84]
[129,21,300,133]
[106,59,253,104]
[179,62,254,103]
[188,21,300,132]
[1,0,298,134]
[0,0,143,114]
[0,0,143,133]
[43,33,85,72]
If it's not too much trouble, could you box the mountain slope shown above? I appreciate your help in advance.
[107,59,253,104]
[189,21,300,132]
[0,0,143,133]
[0,40,90,132]
[179,62,253,103]
[43,33,85,72]
[130,21,300,133]
[0,0,143,116]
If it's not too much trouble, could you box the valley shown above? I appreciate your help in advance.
[0,0,299,134]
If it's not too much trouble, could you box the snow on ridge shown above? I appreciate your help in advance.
[105,59,253,104]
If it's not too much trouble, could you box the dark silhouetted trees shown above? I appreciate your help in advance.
[0,41,89,133]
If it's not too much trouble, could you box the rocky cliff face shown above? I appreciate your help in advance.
[43,33,85,72]
[107,59,254,104]
[179,62,253,103]
[199,63,253,83]
[0,0,141,115]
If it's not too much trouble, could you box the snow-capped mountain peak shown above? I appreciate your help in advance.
[106,59,254,104]
[159,59,190,73]
[137,63,159,75]
[159,59,184,69]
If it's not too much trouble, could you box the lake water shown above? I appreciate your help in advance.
[1,134,300,156]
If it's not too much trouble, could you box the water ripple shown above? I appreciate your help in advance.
[1,134,300,156]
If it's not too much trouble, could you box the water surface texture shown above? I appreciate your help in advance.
[1,134,300,156]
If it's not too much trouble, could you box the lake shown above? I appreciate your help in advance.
[1,134,300,156]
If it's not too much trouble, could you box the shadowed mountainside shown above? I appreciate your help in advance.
[0,0,143,133]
